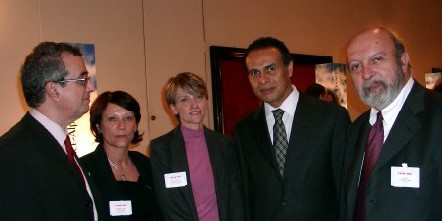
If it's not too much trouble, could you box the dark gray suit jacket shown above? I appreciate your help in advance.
[0,113,100,220]
[150,126,244,221]
[234,94,351,221]
[344,81,442,221]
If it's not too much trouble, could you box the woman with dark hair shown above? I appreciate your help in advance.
[80,90,162,221]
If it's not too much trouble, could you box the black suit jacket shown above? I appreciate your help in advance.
[0,113,100,221]
[150,126,244,221]
[234,94,351,221]
[80,144,163,221]
[344,81,442,221]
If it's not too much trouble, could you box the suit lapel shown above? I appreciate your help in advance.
[25,114,90,194]
[204,128,223,185]
[346,114,370,208]
[285,95,313,167]
[374,83,424,173]
[348,120,370,185]
[252,107,280,177]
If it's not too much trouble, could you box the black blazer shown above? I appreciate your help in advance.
[150,126,244,221]
[344,81,442,221]
[80,144,162,221]
[0,113,100,221]
[234,94,351,221]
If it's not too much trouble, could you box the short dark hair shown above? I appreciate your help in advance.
[244,37,292,66]
[305,83,326,98]
[21,42,82,108]
[90,91,143,144]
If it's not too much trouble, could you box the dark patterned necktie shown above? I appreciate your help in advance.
[65,135,86,186]
[355,111,384,221]
[272,109,288,177]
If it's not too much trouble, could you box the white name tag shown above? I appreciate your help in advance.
[391,163,420,188]
[164,171,187,188]
[109,200,132,216]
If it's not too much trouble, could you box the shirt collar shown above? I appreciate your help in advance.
[30,108,67,147]
[264,85,299,118]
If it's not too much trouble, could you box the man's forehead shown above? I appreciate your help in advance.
[246,49,281,66]
[347,32,394,58]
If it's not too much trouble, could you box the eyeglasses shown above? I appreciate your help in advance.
[56,76,92,86]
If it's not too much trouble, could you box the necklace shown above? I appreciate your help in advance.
[108,159,126,181]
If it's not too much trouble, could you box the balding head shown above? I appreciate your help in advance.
[346,27,411,110]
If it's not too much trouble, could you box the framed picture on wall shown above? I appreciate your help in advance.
[210,46,332,136]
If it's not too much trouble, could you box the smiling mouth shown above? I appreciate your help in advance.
[190,111,201,115]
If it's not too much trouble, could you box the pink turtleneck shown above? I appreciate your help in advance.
[181,125,219,221]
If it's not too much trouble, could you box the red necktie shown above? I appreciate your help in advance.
[65,135,86,186]
[354,111,384,221]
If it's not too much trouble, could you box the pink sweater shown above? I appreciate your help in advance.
[182,126,220,221]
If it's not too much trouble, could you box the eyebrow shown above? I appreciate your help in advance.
[80,71,89,77]
[248,63,275,71]
[370,52,386,58]
[264,63,275,69]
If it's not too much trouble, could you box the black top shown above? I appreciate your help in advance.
[80,145,163,221]
[116,179,155,221]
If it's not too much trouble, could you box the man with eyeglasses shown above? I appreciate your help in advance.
[0,42,101,220]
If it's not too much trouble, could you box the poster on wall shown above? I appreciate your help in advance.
[66,43,98,157]
[315,63,347,108]
[425,72,442,89]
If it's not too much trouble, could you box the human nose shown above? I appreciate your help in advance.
[189,97,198,107]
[116,119,127,129]
[257,72,270,84]
[361,64,375,80]
[86,76,96,92]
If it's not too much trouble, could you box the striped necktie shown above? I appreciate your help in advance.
[272,109,288,177]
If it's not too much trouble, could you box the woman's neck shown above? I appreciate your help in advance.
[104,145,129,164]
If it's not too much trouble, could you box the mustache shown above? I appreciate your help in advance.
[362,79,385,91]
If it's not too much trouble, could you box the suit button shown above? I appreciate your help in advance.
[281,201,287,206]
[369,200,378,203]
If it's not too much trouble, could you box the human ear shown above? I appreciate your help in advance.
[287,61,293,77]
[169,104,179,115]
[400,52,410,73]
[45,82,61,101]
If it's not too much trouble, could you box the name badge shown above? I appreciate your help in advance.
[391,163,419,188]
[164,171,187,188]
[109,200,132,216]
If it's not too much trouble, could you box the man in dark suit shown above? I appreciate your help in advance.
[0,42,99,220]
[344,27,442,221]
[233,37,351,221]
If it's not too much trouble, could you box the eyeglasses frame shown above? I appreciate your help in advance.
[55,75,92,86]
